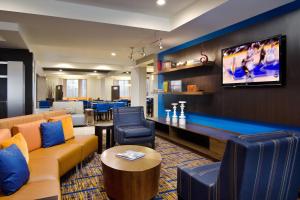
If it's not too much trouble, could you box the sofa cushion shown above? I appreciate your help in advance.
[1,133,29,163]
[120,126,152,138]
[0,180,61,200]
[0,145,30,195]
[40,121,65,148]
[28,157,59,183]
[12,120,46,152]
[0,129,11,147]
[49,115,74,140]
[66,135,98,159]
[29,143,82,176]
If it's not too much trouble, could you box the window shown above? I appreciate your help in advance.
[65,79,87,97]
[118,80,130,97]
[81,79,87,97]
[66,79,78,97]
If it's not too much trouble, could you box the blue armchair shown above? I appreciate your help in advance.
[113,106,155,148]
[177,131,300,200]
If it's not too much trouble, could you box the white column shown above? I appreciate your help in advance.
[131,66,147,111]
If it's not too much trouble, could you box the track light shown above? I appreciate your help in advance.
[159,38,163,50]
[129,47,135,61]
[141,47,146,57]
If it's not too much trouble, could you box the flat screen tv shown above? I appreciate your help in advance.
[222,35,286,87]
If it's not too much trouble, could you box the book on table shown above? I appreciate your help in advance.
[116,150,145,161]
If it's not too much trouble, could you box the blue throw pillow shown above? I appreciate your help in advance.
[40,121,65,148]
[0,144,30,195]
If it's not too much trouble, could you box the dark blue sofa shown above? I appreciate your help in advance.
[113,106,155,148]
[177,131,300,200]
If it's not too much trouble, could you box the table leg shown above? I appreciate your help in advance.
[95,126,103,154]
[111,128,115,147]
[106,128,111,149]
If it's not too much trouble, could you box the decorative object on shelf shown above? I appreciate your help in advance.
[179,118,186,128]
[178,101,186,120]
[187,85,198,92]
[163,61,176,70]
[170,80,182,92]
[171,103,178,123]
[200,51,208,64]
[176,61,187,67]
[165,109,171,123]
[163,81,169,92]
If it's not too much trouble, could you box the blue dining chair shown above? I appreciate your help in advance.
[96,103,110,121]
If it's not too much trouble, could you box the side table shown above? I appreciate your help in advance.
[85,108,94,126]
[95,122,114,154]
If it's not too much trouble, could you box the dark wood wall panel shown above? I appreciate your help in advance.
[163,9,300,127]
[0,49,33,115]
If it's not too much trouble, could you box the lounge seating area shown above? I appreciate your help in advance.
[0,110,97,199]
[1,1,300,200]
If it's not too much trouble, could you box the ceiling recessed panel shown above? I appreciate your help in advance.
[58,0,198,18]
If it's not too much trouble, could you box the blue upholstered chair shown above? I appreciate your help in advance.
[39,100,51,109]
[177,131,300,200]
[113,106,155,148]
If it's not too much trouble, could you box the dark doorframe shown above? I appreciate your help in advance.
[111,85,120,101]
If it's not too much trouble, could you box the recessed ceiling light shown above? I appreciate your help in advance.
[156,0,166,6]
[59,69,63,72]
[111,52,116,56]
[94,70,97,73]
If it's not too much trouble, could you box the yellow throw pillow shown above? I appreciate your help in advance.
[1,133,29,163]
[49,115,74,140]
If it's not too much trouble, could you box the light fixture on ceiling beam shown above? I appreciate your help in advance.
[59,69,63,72]
[159,38,163,50]
[129,47,135,61]
[141,47,146,57]
[94,70,98,73]
[156,0,166,6]
[111,52,116,56]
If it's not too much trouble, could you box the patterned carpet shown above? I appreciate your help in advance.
[60,137,213,199]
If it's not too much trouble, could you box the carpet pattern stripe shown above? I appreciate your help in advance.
[61,137,213,199]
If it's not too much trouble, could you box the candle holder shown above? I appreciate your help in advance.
[179,118,186,128]
[179,101,186,119]
[165,109,171,123]
[171,103,178,123]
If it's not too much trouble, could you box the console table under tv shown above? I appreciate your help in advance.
[148,117,239,160]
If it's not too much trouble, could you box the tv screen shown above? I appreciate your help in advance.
[222,35,285,87]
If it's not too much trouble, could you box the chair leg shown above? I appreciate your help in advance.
[152,141,155,149]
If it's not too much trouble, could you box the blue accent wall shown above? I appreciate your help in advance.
[157,1,300,119]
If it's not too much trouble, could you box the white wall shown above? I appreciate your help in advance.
[131,66,147,110]
[87,78,101,99]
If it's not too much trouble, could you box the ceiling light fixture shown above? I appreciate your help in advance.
[94,70,97,73]
[129,47,135,61]
[59,69,63,72]
[156,0,166,6]
[141,47,146,57]
[159,38,163,50]
[111,52,116,56]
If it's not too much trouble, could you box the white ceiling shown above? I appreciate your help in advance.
[58,0,198,18]
[0,0,295,76]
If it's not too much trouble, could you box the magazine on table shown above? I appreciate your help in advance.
[116,150,145,161]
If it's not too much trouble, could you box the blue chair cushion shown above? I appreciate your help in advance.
[178,162,220,200]
[40,121,65,148]
[0,144,30,195]
[120,126,152,138]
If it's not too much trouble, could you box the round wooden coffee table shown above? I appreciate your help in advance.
[101,145,162,200]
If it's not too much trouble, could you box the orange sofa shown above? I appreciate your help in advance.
[0,110,98,199]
